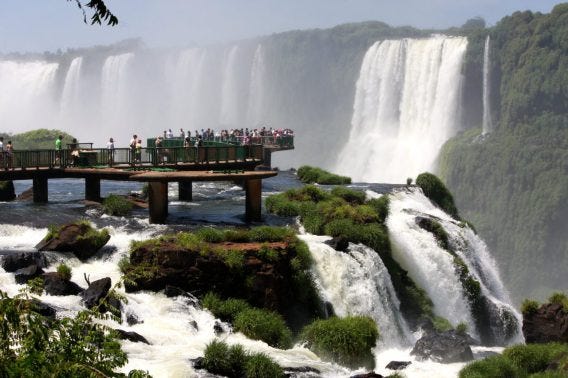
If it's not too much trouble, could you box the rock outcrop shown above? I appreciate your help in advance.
[81,277,111,309]
[0,181,16,201]
[0,251,47,272]
[35,222,110,260]
[523,303,568,343]
[411,330,474,363]
[43,272,83,296]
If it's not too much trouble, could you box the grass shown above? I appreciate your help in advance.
[296,166,351,185]
[202,341,283,377]
[300,316,378,369]
[234,308,293,349]
[201,292,250,322]
[102,194,133,216]
[56,264,72,281]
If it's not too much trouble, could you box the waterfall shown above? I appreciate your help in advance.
[335,36,468,183]
[100,53,135,137]
[300,233,413,347]
[0,60,59,132]
[386,188,521,342]
[60,57,83,122]
[482,35,493,135]
[219,45,241,127]
[246,44,266,127]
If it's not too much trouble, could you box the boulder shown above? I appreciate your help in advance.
[325,236,349,252]
[14,264,44,284]
[35,222,110,260]
[81,277,111,309]
[411,330,474,363]
[523,303,568,343]
[126,313,142,326]
[284,366,321,376]
[43,272,83,296]
[0,181,16,201]
[0,251,47,272]
[350,373,383,378]
[17,187,33,201]
[385,361,411,370]
[114,329,150,344]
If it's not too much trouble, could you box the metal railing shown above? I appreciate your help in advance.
[2,145,264,170]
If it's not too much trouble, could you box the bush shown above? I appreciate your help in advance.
[265,195,301,217]
[202,340,233,376]
[202,292,251,322]
[503,343,568,374]
[248,226,295,242]
[367,196,390,223]
[245,353,285,378]
[548,292,568,310]
[432,316,453,332]
[459,355,520,378]
[521,299,540,315]
[416,172,459,219]
[297,166,351,185]
[330,186,366,204]
[300,316,378,369]
[234,308,293,349]
[102,194,133,216]
[56,263,72,281]
[456,322,468,335]
[223,229,252,243]
[196,227,225,243]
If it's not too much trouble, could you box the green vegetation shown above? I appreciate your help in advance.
[438,4,568,302]
[300,316,378,369]
[102,194,134,216]
[548,292,568,311]
[459,343,568,378]
[415,172,459,219]
[45,220,110,251]
[56,263,72,281]
[202,340,284,378]
[521,299,541,316]
[0,129,76,150]
[234,308,293,349]
[0,290,149,377]
[432,316,454,332]
[202,293,250,323]
[296,166,351,185]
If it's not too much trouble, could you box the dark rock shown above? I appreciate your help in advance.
[81,277,111,309]
[107,295,123,317]
[415,216,450,250]
[1,251,47,272]
[43,272,83,296]
[523,303,568,343]
[192,357,205,370]
[350,373,383,378]
[17,187,33,201]
[29,299,57,318]
[114,329,150,344]
[411,330,474,363]
[127,313,142,326]
[35,223,110,260]
[0,181,16,201]
[15,264,44,284]
[325,236,349,252]
[284,366,321,375]
[385,361,411,370]
[324,301,335,318]
[189,320,198,330]
[213,321,224,335]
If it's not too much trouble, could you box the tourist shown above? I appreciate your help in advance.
[129,134,137,166]
[166,129,174,139]
[69,138,79,166]
[107,137,115,166]
[135,139,142,165]
[183,134,191,162]
[5,141,13,170]
[0,137,4,168]
[179,128,185,138]
[55,135,62,166]
[194,136,203,163]
[155,136,164,164]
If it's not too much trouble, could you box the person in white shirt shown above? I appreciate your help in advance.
[107,137,115,166]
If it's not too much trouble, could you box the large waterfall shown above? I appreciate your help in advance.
[335,36,468,183]
[482,35,493,135]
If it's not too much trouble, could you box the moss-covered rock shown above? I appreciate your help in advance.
[416,172,459,219]
[523,293,568,344]
[0,181,16,201]
[296,166,351,185]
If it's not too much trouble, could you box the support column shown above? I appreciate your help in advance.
[148,181,168,224]
[178,181,192,201]
[85,177,101,201]
[33,177,48,203]
[262,148,272,168]
[245,179,262,222]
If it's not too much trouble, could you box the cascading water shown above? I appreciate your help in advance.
[0,60,59,131]
[219,45,242,127]
[59,57,83,125]
[335,36,468,183]
[100,53,135,136]
[246,44,266,127]
[300,233,412,347]
[482,35,493,135]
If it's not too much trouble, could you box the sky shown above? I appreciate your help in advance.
[0,0,563,53]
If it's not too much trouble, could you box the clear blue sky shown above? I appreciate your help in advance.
[0,0,562,53]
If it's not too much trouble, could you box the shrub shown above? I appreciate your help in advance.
[265,195,301,217]
[202,340,233,376]
[456,322,468,335]
[196,227,225,243]
[459,355,520,378]
[548,292,568,310]
[416,172,459,219]
[297,166,351,185]
[367,196,390,223]
[201,292,251,323]
[245,353,285,378]
[26,276,45,295]
[223,229,252,243]
[300,316,378,369]
[118,256,131,274]
[521,299,540,315]
[234,308,293,349]
[248,226,295,242]
[432,316,453,332]
[301,184,331,202]
[406,177,413,185]
[330,186,366,204]
[56,263,72,281]
[503,343,568,374]
[102,194,133,216]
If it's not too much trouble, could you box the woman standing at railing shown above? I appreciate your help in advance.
[5,141,13,170]
[106,137,115,166]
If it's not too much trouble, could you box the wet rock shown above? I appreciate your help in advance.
[81,277,111,309]
[14,264,44,284]
[114,329,150,344]
[323,301,335,318]
[24,299,57,318]
[189,320,198,330]
[43,272,83,296]
[523,303,568,343]
[0,180,16,201]
[385,361,411,370]
[325,236,349,252]
[192,357,205,370]
[284,366,321,376]
[35,222,110,261]
[411,330,474,363]
[16,187,33,201]
[0,251,47,272]
[350,373,383,378]
[213,321,224,335]
[127,313,142,326]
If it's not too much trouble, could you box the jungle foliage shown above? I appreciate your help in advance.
[0,129,76,150]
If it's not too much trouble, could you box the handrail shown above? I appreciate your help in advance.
[2,145,264,170]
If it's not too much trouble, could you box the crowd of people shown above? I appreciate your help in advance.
[161,126,294,146]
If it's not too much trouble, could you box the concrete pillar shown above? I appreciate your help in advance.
[245,179,262,222]
[178,181,192,201]
[148,181,168,224]
[33,177,48,203]
[85,177,101,201]
[262,148,272,168]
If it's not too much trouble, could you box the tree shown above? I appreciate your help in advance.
[68,0,118,26]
